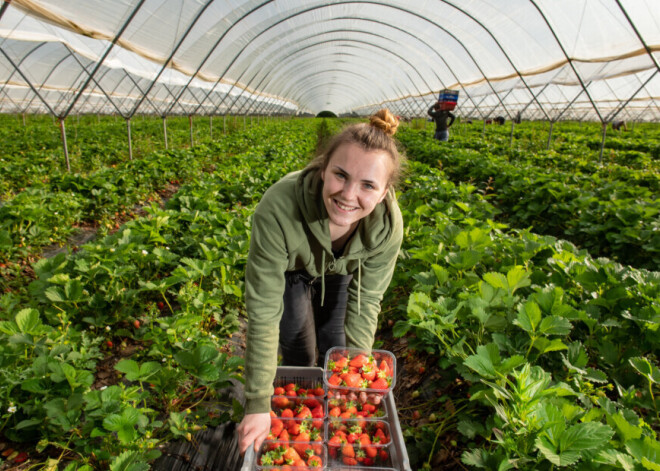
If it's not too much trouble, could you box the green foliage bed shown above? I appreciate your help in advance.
[0,115,658,470]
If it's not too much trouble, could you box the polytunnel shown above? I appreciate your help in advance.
[1,0,659,123]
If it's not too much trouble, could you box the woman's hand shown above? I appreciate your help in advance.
[237,412,271,454]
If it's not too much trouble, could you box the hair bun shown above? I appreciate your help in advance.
[369,108,399,137]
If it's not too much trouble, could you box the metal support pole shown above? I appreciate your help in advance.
[163,116,168,150]
[547,121,554,150]
[223,114,227,134]
[509,120,515,148]
[189,115,194,148]
[59,118,71,172]
[209,116,213,138]
[127,118,133,160]
[599,122,607,164]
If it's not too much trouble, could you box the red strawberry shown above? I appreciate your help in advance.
[270,418,284,437]
[370,378,389,390]
[379,448,389,462]
[361,364,376,381]
[374,427,389,443]
[341,372,363,388]
[328,373,342,386]
[342,443,355,458]
[272,396,290,409]
[295,405,312,419]
[288,421,301,436]
[349,353,369,368]
[378,359,391,376]
[330,356,349,372]
[308,454,323,468]
[303,397,321,409]
[294,431,311,456]
[283,446,301,463]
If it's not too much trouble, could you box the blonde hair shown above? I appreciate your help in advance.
[306,108,406,187]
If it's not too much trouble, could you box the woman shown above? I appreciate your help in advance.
[237,109,405,454]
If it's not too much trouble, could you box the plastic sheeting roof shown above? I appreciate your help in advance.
[1,0,659,121]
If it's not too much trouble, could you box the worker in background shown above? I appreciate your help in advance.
[612,120,627,131]
[428,101,455,141]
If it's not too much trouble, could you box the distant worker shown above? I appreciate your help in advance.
[428,101,455,141]
[494,116,505,125]
[612,120,627,131]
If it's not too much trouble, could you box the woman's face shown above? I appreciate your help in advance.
[321,142,392,231]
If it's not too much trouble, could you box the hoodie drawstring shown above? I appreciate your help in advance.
[320,251,325,306]
[357,258,361,317]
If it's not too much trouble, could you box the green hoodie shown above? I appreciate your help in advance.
[243,167,403,414]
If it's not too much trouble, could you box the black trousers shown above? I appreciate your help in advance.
[279,270,352,367]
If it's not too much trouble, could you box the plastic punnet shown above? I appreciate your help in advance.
[326,418,393,468]
[256,440,327,470]
[324,347,396,400]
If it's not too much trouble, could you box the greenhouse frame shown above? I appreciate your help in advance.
[1,0,659,123]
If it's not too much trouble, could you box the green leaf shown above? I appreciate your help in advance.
[584,368,608,383]
[44,286,66,303]
[457,419,484,439]
[431,264,449,284]
[538,316,572,336]
[15,418,42,430]
[392,320,411,338]
[629,357,660,384]
[64,279,84,301]
[483,272,507,291]
[610,413,643,442]
[559,421,613,453]
[115,359,140,380]
[626,436,660,468]
[110,450,150,471]
[446,250,482,270]
[103,408,140,444]
[464,344,500,379]
[533,338,568,354]
[514,300,541,333]
[15,308,41,334]
[536,435,581,466]
[499,355,525,374]
[506,266,531,294]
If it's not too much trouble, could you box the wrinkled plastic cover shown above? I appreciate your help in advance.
[0,0,658,121]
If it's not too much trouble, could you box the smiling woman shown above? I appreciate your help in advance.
[237,109,405,454]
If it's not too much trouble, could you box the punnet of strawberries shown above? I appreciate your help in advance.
[257,441,325,470]
[271,382,326,419]
[327,396,387,419]
[326,418,392,467]
[324,347,395,402]
[268,415,324,443]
